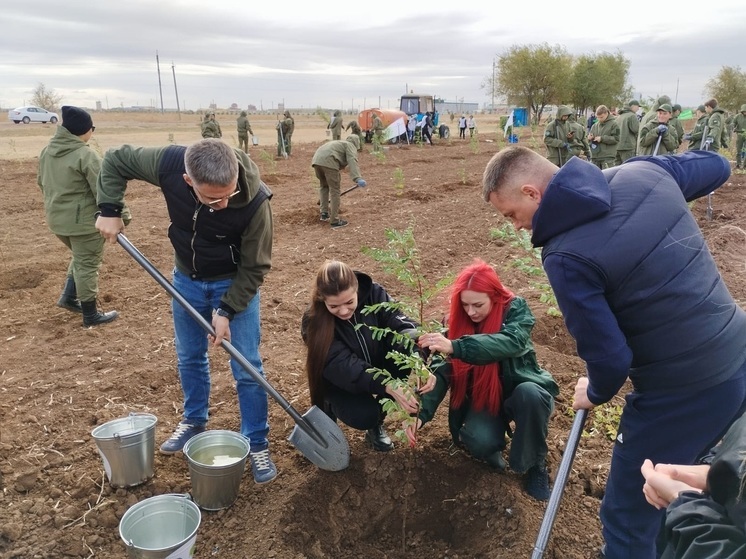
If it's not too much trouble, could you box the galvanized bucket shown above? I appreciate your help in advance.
[91,413,157,488]
[182,430,249,510]
[119,494,201,559]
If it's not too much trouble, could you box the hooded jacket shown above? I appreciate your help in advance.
[37,126,101,236]
[301,272,419,398]
[616,108,640,153]
[532,152,745,404]
[589,115,620,162]
[311,139,363,180]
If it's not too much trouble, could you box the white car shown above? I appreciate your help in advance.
[8,106,59,124]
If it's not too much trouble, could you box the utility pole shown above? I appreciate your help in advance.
[156,51,164,114]
[492,58,496,113]
[172,61,181,120]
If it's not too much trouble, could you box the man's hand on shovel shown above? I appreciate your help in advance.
[341,178,367,196]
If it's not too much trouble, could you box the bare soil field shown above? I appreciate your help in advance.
[1,113,744,558]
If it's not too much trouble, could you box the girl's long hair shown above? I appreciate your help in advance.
[448,259,514,415]
[305,261,358,407]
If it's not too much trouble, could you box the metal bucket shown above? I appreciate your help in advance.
[182,430,249,510]
[119,494,201,559]
[91,413,157,488]
[251,135,259,146]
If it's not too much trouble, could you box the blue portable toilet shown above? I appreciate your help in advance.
[513,107,529,127]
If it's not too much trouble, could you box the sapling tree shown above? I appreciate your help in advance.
[360,223,453,444]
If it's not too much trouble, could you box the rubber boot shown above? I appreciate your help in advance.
[56,276,82,314]
[81,300,119,327]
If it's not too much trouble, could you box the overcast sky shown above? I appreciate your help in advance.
[3,1,745,112]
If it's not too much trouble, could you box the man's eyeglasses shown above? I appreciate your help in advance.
[200,185,241,207]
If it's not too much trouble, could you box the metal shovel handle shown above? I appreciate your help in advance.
[531,408,589,559]
[652,134,663,156]
[116,233,327,447]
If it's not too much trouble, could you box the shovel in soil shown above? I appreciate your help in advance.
[531,408,588,559]
[116,233,350,471]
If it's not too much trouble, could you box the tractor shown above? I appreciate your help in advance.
[399,93,450,139]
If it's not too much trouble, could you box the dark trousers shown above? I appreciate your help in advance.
[458,382,554,472]
[324,386,383,431]
[601,362,746,559]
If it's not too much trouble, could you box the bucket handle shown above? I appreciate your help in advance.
[125,493,194,549]
[113,412,157,441]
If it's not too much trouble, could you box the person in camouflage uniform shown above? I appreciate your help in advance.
[543,105,575,167]
[588,105,620,169]
[616,100,641,164]
[638,103,678,156]
[345,119,364,150]
[733,104,746,169]
[201,111,222,139]
[371,112,385,152]
[638,95,672,153]
[685,105,709,151]
[311,136,366,229]
[704,98,727,152]
[236,111,254,154]
[37,106,119,327]
[568,113,591,160]
[669,104,685,152]
[328,110,343,140]
[276,110,294,157]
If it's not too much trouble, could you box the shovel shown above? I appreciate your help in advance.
[341,181,367,196]
[531,408,588,559]
[116,233,350,471]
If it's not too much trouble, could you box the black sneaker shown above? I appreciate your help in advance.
[330,219,348,229]
[320,212,329,222]
[366,425,394,452]
[524,465,550,501]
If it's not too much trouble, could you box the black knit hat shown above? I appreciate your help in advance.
[61,106,94,136]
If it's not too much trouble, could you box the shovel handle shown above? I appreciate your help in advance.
[531,408,589,559]
[116,234,326,446]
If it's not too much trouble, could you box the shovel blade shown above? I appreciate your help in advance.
[287,406,350,471]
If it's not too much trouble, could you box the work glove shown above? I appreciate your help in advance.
[683,133,692,141]
[563,143,572,150]
[656,124,668,135]
[355,178,367,188]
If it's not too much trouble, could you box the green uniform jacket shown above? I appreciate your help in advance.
[733,113,746,135]
[236,116,253,136]
[311,140,363,180]
[670,117,685,149]
[589,116,620,162]
[638,119,678,155]
[544,118,573,166]
[687,114,710,150]
[96,145,272,313]
[37,126,102,236]
[202,119,222,138]
[707,108,727,151]
[328,113,343,137]
[417,297,559,441]
[616,109,640,153]
[569,120,590,158]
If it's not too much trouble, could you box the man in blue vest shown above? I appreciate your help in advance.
[482,146,746,559]
[95,139,277,485]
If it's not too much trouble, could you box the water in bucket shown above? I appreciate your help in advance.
[119,494,201,559]
[183,430,249,510]
[91,413,157,488]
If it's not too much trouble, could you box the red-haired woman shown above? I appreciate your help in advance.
[302,260,435,451]
[410,259,558,500]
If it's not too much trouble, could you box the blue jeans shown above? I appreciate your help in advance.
[172,269,269,451]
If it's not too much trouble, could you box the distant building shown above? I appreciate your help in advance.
[436,101,479,115]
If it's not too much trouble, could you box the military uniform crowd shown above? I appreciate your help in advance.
[545,96,746,169]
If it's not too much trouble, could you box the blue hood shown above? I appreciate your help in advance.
[531,157,611,247]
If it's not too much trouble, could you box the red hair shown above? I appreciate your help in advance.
[448,259,514,415]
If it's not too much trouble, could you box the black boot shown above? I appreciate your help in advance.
[81,300,119,327]
[56,277,82,313]
[365,424,394,452]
